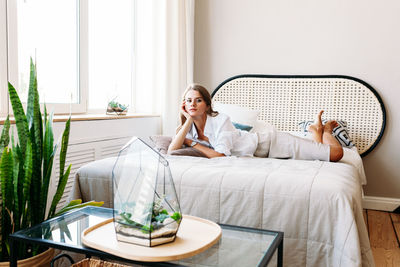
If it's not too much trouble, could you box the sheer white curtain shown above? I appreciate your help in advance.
[134,0,195,135]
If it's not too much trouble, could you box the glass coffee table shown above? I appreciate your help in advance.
[9,207,283,267]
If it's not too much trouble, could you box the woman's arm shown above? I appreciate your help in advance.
[187,139,225,158]
[168,118,193,153]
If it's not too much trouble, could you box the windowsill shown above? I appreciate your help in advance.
[0,113,160,125]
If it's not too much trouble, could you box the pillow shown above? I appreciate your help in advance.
[298,120,355,148]
[250,120,274,134]
[169,147,207,158]
[149,136,208,157]
[149,135,172,154]
[298,120,314,133]
[213,102,259,128]
[232,122,253,132]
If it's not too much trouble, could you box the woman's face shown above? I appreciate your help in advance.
[184,89,209,117]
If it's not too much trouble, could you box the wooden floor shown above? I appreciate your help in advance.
[364,210,400,266]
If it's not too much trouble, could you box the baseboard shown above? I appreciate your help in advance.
[362,195,400,212]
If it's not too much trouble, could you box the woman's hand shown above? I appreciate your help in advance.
[197,131,209,143]
[180,100,192,120]
[168,106,194,153]
[183,138,192,147]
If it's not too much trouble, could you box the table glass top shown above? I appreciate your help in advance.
[13,207,280,266]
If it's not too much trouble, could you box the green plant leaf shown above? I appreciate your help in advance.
[42,111,54,181]
[52,199,82,217]
[54,199,82,216]
[53,200,104,217]
[59,118,71,178]
[14,144,25,232]
[47,164,71,219]
[31,70,43,164]
[1,147,15,254]
[120,212,136,225]
[141,224,154,234]
[0,116,10,155]
[47,117,71,219]
[8,82,29,156]
[41,112,55,220]
[26,58,36,125]
[21,140,33,229]
[171,212,181,222]
[11,149,20,231]
[26,59,43,149]
[160,209,168,215]
[0,200,2,259]
[5,241,9,259]
[64,199,82,207]
[1,148,13,211]
[30,62,43,224]
[40,149,54,221]
[43,105,47,135]
[29,125,42,225]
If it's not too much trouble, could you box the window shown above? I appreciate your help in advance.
[88,0,135,112]
[6,0,85,114]
[0,0,136,115]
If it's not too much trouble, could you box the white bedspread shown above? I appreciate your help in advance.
[70,148,374,266]
[166,151,374,266]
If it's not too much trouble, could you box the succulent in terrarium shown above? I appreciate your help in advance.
[117,195,181,234]
[107,99,128,115]
[108,100,128,110]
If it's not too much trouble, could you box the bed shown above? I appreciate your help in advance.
[70,75,386,267]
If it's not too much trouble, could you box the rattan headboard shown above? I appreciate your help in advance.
[211,74,386,157]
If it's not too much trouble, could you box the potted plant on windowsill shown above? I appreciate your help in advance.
[0,59,103,265]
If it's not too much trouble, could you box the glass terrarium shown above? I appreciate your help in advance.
[112,137,181,247]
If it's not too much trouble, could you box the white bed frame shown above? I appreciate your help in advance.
[212,74,386,157]
[71,74,384,266]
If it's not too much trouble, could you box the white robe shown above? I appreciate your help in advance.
[185,113,258,157]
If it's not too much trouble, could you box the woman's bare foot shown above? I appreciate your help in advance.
[323,120,339,133]
[321,119,343,162]
[309,110,324,143]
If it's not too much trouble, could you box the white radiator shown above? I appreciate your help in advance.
[46,115,161,213]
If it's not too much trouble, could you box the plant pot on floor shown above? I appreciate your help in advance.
[0,248,54,267]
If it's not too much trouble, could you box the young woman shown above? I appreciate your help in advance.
[168,84,343,162]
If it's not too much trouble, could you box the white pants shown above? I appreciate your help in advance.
[255,131,330,161]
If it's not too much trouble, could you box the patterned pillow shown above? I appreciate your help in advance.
[298,120,355,148]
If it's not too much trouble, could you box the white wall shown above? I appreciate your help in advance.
[194,0,400,198]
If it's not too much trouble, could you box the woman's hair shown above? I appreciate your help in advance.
[178,83,218,132]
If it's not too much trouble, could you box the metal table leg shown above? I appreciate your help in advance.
[9,237,18,267]
[277,238,283,267]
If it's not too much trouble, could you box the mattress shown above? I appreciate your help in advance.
[70,148,374,266]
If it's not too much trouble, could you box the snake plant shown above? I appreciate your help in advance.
[0,59,103,261]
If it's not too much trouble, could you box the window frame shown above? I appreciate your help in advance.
[2,0,88,116]
[0,0,9,116]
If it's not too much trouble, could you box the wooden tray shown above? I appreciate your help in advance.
[81,215,222,262]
